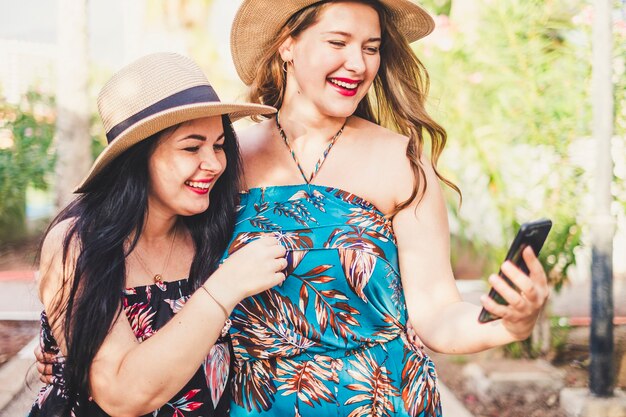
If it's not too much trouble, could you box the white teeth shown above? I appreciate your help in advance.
[185,181,211,190]
[329,79,358,90]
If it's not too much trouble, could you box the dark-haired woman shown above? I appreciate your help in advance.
[28,52,283,417]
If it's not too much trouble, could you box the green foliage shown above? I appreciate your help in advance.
[418,0,595,287]
[0,92,55,242]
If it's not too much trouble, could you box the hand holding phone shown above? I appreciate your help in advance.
[478,219,552,323]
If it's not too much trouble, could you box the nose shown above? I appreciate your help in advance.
[344,46,366,74]
[199,149,223,173]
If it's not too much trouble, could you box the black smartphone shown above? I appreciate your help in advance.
[478,219,552,323]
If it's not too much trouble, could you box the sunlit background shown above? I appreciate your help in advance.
[0,1,625,413]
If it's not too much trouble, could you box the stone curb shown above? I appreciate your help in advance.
[0,336,39,412]
[440,380,475,417]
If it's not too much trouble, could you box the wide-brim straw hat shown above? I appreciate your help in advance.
[231,0,435,86]
[75,52,276,193]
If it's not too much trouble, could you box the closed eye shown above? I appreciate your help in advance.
[328,40,346,47]
[184,146,200,152]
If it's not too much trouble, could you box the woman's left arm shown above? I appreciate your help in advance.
[392,159,549,354]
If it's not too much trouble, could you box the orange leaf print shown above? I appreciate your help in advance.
[345,207,394,240]
[231,358,276,412]
[401,346,441,416]
[231,291,320,360]
[344,351,400,417]
[275,357,336,407]
[338,248,376,302]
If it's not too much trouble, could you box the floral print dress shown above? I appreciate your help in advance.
[225,184,441,417]
[29,279,231,417]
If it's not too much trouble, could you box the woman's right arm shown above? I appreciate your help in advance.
[40,225,286,417]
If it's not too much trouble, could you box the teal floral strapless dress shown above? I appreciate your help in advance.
[224,184,442,417]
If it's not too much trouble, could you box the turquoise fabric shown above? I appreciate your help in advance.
[225,184,442,417]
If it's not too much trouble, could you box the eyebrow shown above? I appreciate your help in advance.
[322,31,381,42]
[180,133,225,142]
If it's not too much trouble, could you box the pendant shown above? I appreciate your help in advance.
[154,274,163,283]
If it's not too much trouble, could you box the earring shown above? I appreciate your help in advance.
[282,60,291,73]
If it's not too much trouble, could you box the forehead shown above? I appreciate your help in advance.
[312,2,381,36]
[157,116,225,146]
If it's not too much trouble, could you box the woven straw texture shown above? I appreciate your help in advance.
[76,52,276,192]
[231,0,435,85]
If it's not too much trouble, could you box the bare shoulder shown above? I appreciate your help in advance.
[39,218,79,302]
[235,119,274,159]
[348,117,415,204]
[235,119,280,188]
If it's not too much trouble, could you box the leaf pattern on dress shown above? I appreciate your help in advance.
[292,264,360,339]
[401,345,441,417]
[275,357,337,408]
[273,200,317,225]
[324,227,387,302]
[344,351,400,417]
[165,295,187,314]
[167,389,203,415]
[346,207,394,241]
[289,189,327,212]
[228,231,264,255]
[231,358,277,412]
[338,248,376,303]
[372,313,403,342]
[325,227,386,258]
[124,302,156,342]
[231,290,320,360]
[327,188,375,211]
[204,342,231,407]
[269,230,313,275]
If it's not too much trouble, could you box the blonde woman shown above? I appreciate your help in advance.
[221,1,550,416]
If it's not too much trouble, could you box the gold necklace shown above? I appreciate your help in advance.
[133,226,178,283]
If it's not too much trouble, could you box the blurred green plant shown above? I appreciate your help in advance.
[416,0,625,358]
[0,92,56,243]
[417,0,596,289]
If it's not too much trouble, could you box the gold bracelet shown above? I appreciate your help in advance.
[200,285,228,319]
[200,285,232,337]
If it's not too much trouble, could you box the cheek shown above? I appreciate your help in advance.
[216,153,228,177]
[367,56,381,78]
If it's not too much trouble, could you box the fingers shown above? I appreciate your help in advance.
[274,256,288,272]
[488,273,524,308]
[500,251,548,305]
[480,293,508,319]
[34,344,43,361]
[406,324,425,349]
[523,246,548,286]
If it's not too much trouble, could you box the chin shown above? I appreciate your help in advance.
[180,201,211,217]
[323,104,360,118]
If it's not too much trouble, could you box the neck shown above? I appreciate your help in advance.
[278,102,347,143]
[278,107,346,141]
[139,210,179,245]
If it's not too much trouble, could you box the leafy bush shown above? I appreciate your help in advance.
[0,92,55,243]
[416,0,601,288]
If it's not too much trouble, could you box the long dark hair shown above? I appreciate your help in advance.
[45,114,241,412]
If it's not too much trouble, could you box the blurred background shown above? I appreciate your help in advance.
[0,0,624,416]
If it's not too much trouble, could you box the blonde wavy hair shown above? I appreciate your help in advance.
[247,0,460,215]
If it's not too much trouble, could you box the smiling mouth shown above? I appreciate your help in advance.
[328,78,360,90]
[185,180,212,190]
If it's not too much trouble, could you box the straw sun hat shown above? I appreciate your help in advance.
[75,52,276,192]
[230,0,435,86]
